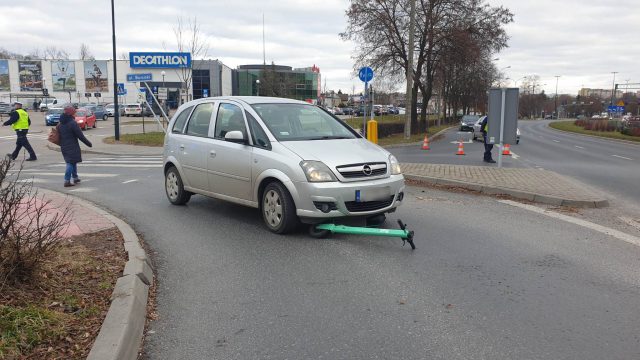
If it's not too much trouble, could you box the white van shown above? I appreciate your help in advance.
[39,98,58,111]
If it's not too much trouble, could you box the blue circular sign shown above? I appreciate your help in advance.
[359,67,374,82]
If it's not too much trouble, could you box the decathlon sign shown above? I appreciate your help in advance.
[129,52,191,68]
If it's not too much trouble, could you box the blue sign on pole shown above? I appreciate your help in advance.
[117,83,126,95]
[126,73,153,82]
[608,105,624,113]
[358,67,374,82]
[203,89,209,98]
[129,52,191,68]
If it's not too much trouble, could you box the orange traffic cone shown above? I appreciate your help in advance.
[456,141,465,155]
[421,135,430,150]
[502,143,512,156]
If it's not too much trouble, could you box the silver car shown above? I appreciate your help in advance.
[163,96,405,234]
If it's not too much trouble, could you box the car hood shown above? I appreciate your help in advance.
[280,139,390,169]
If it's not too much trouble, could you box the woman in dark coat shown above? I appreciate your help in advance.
[59,104,92,187]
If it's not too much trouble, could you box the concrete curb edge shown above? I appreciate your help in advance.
[404,174,609,208]
[37,188,152,360]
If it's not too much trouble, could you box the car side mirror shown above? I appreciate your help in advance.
[224,130,245,144]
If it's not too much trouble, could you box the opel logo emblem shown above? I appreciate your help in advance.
[362,164,372,176]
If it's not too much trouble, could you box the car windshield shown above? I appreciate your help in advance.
[251,103,357,141]
[76,111,86,116]
[47,109,63,114]
[462,115,479,123]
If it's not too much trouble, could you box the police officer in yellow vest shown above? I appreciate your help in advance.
[3,101,37,161]
[480,116,495,163]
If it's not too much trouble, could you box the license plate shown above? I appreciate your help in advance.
[355,187,389,202]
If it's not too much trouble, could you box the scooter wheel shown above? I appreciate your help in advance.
[308,225,331,239]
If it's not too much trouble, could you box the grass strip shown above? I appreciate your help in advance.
[549,121,640,142]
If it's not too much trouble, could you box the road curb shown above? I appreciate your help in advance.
[37,188,153,360]
[404,174,609,208]
[382,126,455,149]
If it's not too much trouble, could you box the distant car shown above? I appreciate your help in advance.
[75,108,97,130]
[0,102,11,115]
[105,103,124,117]
[472,116,520,144]
[460,115,480,132]
[333,107,344,115]
[39,98,58,112]
[45,107,64,126]
[124,103,143,117]
[342,107,354,115]
[84,104,108,121]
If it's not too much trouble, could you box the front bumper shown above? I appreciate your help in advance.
[293,175,405,222]
[45,118,60,125]
[460,124,474,131]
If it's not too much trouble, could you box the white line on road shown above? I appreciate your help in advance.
[510,151,519,160]
[552,140,560,143]
[611,155,633,161]
[9,172,117,177]
[83,160,161,164]
[574,145,585,149]
[499,200,640,247]
[68,187,97,193]
[122,179,138,184]
[48,164,162,168]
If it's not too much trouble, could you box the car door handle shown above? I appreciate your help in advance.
[209,150,216,158]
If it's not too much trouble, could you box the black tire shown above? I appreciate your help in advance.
[262,182,298,234]
[308,225,331,239]
[103,114,108,121]
[165,166,191,205]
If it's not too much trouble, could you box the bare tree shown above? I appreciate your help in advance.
[119,52,128,60]
[173,16,210,104]
[44,46,70,60]
[79,43,95,60]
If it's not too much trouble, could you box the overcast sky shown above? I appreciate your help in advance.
[1,0,638,96]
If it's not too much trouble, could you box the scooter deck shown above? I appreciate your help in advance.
[314,220,416,249]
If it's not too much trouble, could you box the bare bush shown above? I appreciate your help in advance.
[0,158,71,288]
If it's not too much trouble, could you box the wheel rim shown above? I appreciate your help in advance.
[263,189,283,228]
[166,172,179,201]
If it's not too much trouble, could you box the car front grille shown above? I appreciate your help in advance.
[336,162,387,179]
[345,196,395,212]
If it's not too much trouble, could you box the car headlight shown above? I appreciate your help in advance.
[389,155,402,175]
[300,161,337,182]
[78,119,84,123]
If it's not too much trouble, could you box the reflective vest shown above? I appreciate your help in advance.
[11,109,29,130]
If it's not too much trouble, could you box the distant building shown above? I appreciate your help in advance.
[233,64,320,103]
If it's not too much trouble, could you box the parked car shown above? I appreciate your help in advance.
[0,102,11,115]
[74,108,97,130]
[342,107,354,115]
[39,98,58,112]
[84,104,108,121]
[163,96,405,234]
[105,103,125,117]
[45,107,64,126]
[333,107,344,115]
[460,114,480,132]
[124,103,143,117]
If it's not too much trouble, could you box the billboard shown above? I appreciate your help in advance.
[0,60,9,91]
[52,60,76,92]
[84,60,108,92]
[18,61,43,91]
[129,52,191,68]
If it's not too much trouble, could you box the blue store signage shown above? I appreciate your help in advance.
[129,52,192,68]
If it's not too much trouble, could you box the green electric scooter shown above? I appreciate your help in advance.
[309,219,416,250]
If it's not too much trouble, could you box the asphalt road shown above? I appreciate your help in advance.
[3,148,639,359]
[390,120,640,211]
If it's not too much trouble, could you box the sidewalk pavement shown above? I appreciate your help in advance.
[43,138,609,208]
[32,188,152,360]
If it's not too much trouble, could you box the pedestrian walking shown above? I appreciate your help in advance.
[3,101,37,161]
[480,116,495,163]
[58,104,92,187]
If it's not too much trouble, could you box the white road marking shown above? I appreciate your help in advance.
[16,178,50,183]
[510,151,519,159]
[552,140,560,143]
[83,160,161,164]
[122,179,138,184]
[48,164,161,168]
[499,200,640,247]
[611,155,633,161]
[450,140,473,144]
[9,171,117,177]
[68,187,97,193]
[574,145,585,149]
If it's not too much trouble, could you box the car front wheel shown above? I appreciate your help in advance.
[165,167,192,205]
[262,182,298,234]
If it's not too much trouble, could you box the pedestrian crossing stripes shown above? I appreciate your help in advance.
[0,133,49,140]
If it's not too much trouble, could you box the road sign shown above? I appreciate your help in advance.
[203,89,209,98]
[617,100,625,106]
[359,67,374,82]
[94,93,101,98]
[608,105,624,113]
[84,92,91,98]
[117,83,126,95]
[158,87,168,100]
[126,73,153,82]
[487,88,519,144]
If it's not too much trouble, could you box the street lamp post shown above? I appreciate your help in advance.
[610,71,618,106]
[161,70,165,87]
[110,0,120,141]
[554,75,561,119]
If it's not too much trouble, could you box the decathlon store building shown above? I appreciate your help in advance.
[0,52,233,109]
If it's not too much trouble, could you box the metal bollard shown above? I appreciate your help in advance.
[366,119,378,144]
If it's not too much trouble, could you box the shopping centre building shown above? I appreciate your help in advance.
[0,52,321,108]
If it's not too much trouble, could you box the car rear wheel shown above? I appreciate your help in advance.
[165,167,192,205]
[262,182,298,234]
[103,114,108,121]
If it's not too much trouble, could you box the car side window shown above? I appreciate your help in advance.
[215,103,247,139]
[172,106,193,134]
[186,103,214,137]
[246,111,271,150]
